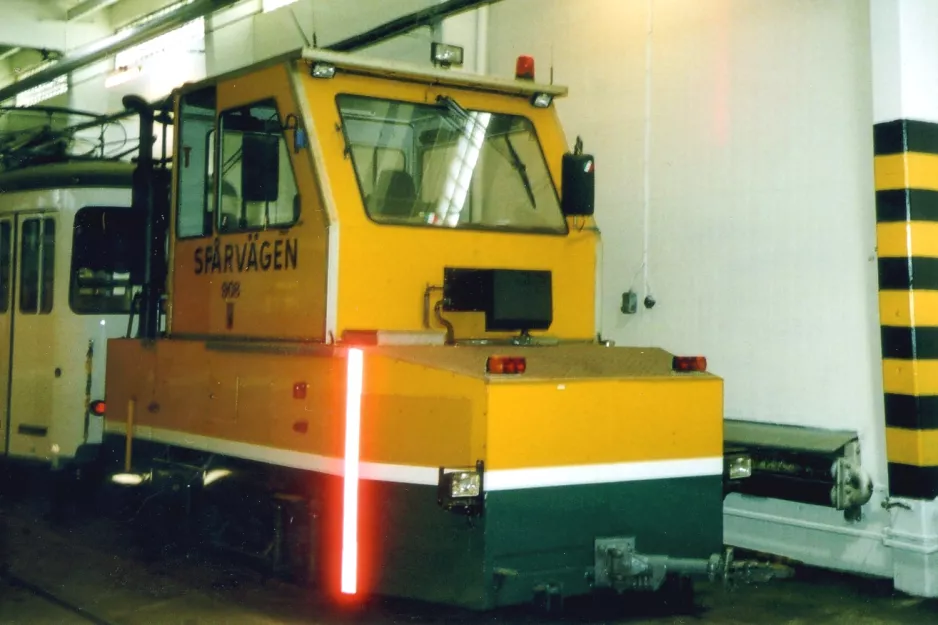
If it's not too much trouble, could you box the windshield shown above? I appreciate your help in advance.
[336,94,566,233]
[70,206,146,314]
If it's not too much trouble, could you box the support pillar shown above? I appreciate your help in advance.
[872,0,938,597]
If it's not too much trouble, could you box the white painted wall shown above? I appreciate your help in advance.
[206,0,437,77]
[871,0,938,124]
[486,0,885,482]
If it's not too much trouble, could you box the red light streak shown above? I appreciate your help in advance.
[341,347,364,594]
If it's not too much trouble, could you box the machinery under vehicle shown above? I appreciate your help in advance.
[98,46,776,610]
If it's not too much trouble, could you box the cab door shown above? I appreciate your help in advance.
[0,219,14,456]
[6,214,57,459]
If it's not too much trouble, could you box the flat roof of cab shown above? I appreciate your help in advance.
[174,47,568,99]
[301,48,568,98]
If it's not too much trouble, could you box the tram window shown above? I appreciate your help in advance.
[20,218,55,315]
[218,99,299,232]
[70,207,146,315]
[177,86,216,239]
[0,222,10,313]
[41,220,54,314]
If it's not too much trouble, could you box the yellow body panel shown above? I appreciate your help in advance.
[107,341,722,473]
[107,340,492,468]
[301,71,597,341]
[485,378,723,470]
[169,64,329,340]
[886,426,938,467]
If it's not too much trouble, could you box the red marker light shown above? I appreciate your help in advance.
[341,330,379,345]
[341,348,364,595]
[293,382,307,400]
[89,400,106,416]
[672,356,707,372]
[515,55,535,81]
[486,356,527,374]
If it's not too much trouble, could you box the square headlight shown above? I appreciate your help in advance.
[437,462,484,514]
[431,42,464,68]
[448,470,481,498]
[311,62,336,79]
[531,92,553,108]
[726,454,753,480]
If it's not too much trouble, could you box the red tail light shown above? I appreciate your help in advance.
[341,330,378,346]
[486,356,527,374]
[672,356,707,372]
[89,400,106,416]
[515,55,535,80]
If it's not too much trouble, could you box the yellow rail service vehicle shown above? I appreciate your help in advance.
[100,48,754,610]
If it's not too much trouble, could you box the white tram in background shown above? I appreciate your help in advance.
[0,106,151,471]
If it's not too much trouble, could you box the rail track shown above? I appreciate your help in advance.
[1,565,119,625]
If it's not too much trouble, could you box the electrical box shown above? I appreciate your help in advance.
[621,290,638,315]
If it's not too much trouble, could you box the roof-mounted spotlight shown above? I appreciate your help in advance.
[431,42,464,69]
[310,62,336,79]
[530,92,553,108]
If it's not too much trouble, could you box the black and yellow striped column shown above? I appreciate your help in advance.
[875,119,938,499]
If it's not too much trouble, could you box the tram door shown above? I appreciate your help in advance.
[0,219,11,457]
[3,214,58,459]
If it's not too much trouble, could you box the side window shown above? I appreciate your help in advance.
[20,217,54,315]
[176,86,217,239]
[218,99,299,233]
[350,145,406,197]
[0,221,10,313]
[70,207,146,315]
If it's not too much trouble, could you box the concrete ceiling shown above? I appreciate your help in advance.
[0,0,159,60]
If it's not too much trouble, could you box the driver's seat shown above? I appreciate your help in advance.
[372,170,416,218]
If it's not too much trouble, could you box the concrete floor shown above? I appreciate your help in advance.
[3,490,938,624]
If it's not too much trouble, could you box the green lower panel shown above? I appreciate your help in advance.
[483,475,724,608]
[359,480,487,609]
[366,475,723,610]
[99,435,722,611]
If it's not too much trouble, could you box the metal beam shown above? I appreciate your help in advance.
[67,0,121,21]
[327,0,501,52]
[0,0,240,103]
[0,18,103,53]
[0,48,21,62]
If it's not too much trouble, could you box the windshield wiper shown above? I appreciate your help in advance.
[437,95,536,209]
[503,135,536,209]
[436,94,474,129]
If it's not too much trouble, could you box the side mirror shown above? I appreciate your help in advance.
[561,152,595,217]
[242,133,280,203]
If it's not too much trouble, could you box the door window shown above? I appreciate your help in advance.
[20,217,55,314]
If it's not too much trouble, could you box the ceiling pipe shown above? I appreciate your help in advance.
[326,0,500,52]
[0,0,241,104]
[67,0,121,21]
[0,47,21,62]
